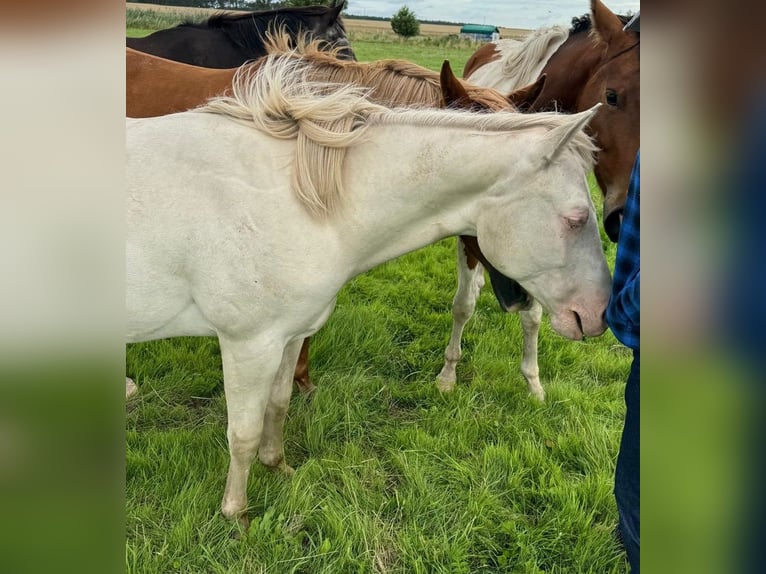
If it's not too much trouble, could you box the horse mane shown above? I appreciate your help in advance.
[178,4,347,56]
[494,11,636,89]
[260,33,515,112]
[200,52,596,216]
[499,25,569,88]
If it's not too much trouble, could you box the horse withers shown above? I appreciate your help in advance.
[126,52,610,527]
[126,0,354,67]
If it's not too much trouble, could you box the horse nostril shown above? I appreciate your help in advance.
[604,210,623,243]
[573,310,584,336]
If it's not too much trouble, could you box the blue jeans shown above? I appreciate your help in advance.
[615,353,640,572]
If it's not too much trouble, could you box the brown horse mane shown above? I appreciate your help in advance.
[258,34,515,112]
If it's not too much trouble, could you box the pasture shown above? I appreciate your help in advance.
[126,6,629,573]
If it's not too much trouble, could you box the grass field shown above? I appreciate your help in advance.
[126,6,629,573]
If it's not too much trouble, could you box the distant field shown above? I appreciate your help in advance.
[125,2,530,40]
[125,2,529,73]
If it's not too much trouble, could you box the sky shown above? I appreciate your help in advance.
[345,1,640,30]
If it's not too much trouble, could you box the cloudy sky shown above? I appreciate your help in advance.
[346,1,640,30]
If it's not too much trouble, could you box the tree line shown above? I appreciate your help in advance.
[133,1,347,10]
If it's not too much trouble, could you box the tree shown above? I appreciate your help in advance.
[390,6,420,38]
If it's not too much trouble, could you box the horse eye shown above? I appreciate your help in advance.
[605,89,619,107]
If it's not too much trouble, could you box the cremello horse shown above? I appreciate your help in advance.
[126,36,546,397]
[126,52,610,525]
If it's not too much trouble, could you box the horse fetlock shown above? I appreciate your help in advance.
[221,495,248,522]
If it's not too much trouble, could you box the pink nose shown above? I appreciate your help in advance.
[573,309,608,338]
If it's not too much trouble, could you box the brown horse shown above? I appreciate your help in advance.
[463,0,639,243]
[126,39,546,395]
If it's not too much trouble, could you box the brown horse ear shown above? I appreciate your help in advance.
[440,60,472,108]
[590,0,627,46]
[506,74,546,112]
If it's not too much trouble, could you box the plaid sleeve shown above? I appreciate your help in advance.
[605,151,640,350]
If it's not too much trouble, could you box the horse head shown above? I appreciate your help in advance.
[312,0,356,61]
[583,0,640,242]
[528,0,639,242]
[473,105,610,339]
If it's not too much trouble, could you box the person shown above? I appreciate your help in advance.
[604,14,640,571]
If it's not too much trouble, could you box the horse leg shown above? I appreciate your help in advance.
[436,240,484,392]
[518,299,545,401]
[259,339,304,474]
[218,335,284,527]
[292,338,316,393]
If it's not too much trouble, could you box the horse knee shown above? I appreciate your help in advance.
[228,428,262,462]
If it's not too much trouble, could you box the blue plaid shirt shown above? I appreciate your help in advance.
[606,151,640,351]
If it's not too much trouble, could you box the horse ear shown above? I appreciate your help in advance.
[506,74,546,112]
[328,0,344,21]
[590,0,626,46]
[543,103,601,165]
[440,60,472,108]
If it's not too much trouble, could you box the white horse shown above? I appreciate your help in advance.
[126,53,610,525]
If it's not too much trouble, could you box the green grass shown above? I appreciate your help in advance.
[126,11,629,573]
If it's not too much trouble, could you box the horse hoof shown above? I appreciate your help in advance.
[126,377,138,399]
[229,514,250,539]
[296,381,316,394]
[270,462,295,477]
[436,379,456,392]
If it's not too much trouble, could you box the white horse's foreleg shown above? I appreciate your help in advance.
[258,339,303,474]
[518,299,545,401]
[437,241,484,392]
[218,336,283,525]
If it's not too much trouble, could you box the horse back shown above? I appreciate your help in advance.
[127,27,248,68]
[126,48,237,118]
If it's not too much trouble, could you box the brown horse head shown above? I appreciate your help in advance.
[528,0,639,241]
[439,60,536,312]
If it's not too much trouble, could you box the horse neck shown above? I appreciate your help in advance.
[336,123,524,276]
[536,33,604,112]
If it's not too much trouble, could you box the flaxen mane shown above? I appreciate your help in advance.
[200,52,596,216]
[499,26,569,87]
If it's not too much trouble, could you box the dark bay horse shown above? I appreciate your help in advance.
[125,38,546,397]
[464,0,639,242]
[126,1,354,67]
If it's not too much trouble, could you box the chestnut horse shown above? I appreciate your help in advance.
[431,0,638,397]
[126,1,354,67]
[126,40,547,398]
[464,0,639,242]
[127,51,609,525]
